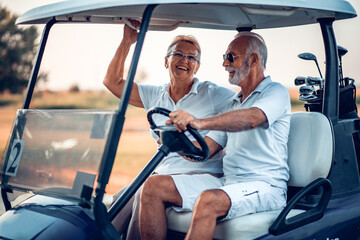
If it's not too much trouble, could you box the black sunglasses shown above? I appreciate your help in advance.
[223,53,240,63]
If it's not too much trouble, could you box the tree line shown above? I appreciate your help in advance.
[0,5,47,94]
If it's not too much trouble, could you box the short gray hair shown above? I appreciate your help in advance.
[235,32,267,70]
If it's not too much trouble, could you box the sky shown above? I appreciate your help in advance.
[1,0,360,91]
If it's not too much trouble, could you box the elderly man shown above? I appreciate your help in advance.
[139,32,291,240]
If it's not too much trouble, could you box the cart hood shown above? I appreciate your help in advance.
[16,0,357,30]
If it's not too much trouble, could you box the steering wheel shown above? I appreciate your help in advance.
[147,107,210,162]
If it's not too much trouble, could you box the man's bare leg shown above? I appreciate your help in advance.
[185,189,231,240]
[139,175,182,240]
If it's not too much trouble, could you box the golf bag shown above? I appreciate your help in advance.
[304,77,358,119]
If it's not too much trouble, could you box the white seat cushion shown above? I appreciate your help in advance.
[167,208,304,240]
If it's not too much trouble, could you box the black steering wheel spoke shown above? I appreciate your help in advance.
[147,107,210,162]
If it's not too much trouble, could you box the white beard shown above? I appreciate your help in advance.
[227,58,250,86]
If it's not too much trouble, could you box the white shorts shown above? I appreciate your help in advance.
[171,174,287,220]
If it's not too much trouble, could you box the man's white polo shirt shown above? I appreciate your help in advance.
[208,76,291,189]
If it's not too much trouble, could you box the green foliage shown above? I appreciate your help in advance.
[0,5,43,93]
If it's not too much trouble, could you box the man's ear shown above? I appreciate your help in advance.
[250,53,259,68]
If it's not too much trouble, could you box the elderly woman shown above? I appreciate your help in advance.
[104,20,235,240]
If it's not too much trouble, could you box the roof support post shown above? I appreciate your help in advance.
[319,18,360,197]
[318,18,338,123]
[94,5,157,240]
[22,18,57,109]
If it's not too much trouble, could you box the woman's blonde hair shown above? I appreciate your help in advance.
[166,35,201,63]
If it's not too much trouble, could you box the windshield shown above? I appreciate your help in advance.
[0,109,115,200]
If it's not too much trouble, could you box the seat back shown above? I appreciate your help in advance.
[287,112,333,187]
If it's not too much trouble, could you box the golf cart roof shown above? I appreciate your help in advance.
[17,0,356,30]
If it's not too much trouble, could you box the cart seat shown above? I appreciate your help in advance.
[166,111,334,239]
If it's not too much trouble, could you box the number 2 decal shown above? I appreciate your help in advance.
[5,139,25,177]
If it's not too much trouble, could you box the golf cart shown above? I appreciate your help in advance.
[1,0,360,239]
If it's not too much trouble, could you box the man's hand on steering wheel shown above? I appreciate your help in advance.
[166,110,201,132]
[147,107,209,162]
